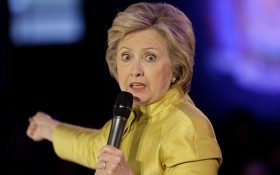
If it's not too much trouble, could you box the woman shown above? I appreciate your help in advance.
[26,2,222,175]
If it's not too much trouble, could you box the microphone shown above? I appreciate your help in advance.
[107,91,133,148]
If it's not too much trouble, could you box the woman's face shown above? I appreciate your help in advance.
[116,29,173,105]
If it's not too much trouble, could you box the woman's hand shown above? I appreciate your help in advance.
[95,145,134,175]
[26,111,60,142]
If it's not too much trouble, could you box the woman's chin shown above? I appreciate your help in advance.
[133,97,141,105]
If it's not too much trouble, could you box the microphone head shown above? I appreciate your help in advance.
[113,91,133,118]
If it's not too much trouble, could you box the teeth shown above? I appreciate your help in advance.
[131,84,145,87]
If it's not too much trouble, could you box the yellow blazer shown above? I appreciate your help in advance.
[53,88,223,175]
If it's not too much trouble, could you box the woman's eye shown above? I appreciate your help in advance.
[146,55,156,62]
[121,54,130,62]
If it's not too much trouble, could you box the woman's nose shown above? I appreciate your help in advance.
[130,60,144,77]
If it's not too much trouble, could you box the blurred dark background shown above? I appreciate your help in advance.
[1,0,280,174]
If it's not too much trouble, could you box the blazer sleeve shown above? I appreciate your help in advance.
[52,121,112,169]
[161,111,223,175]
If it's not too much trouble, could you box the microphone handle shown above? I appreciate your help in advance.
[107,116,127,148]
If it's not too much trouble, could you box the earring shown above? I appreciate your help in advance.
[171,77,176,83]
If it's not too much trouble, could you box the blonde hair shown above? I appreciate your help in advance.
[106,2,195,94]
